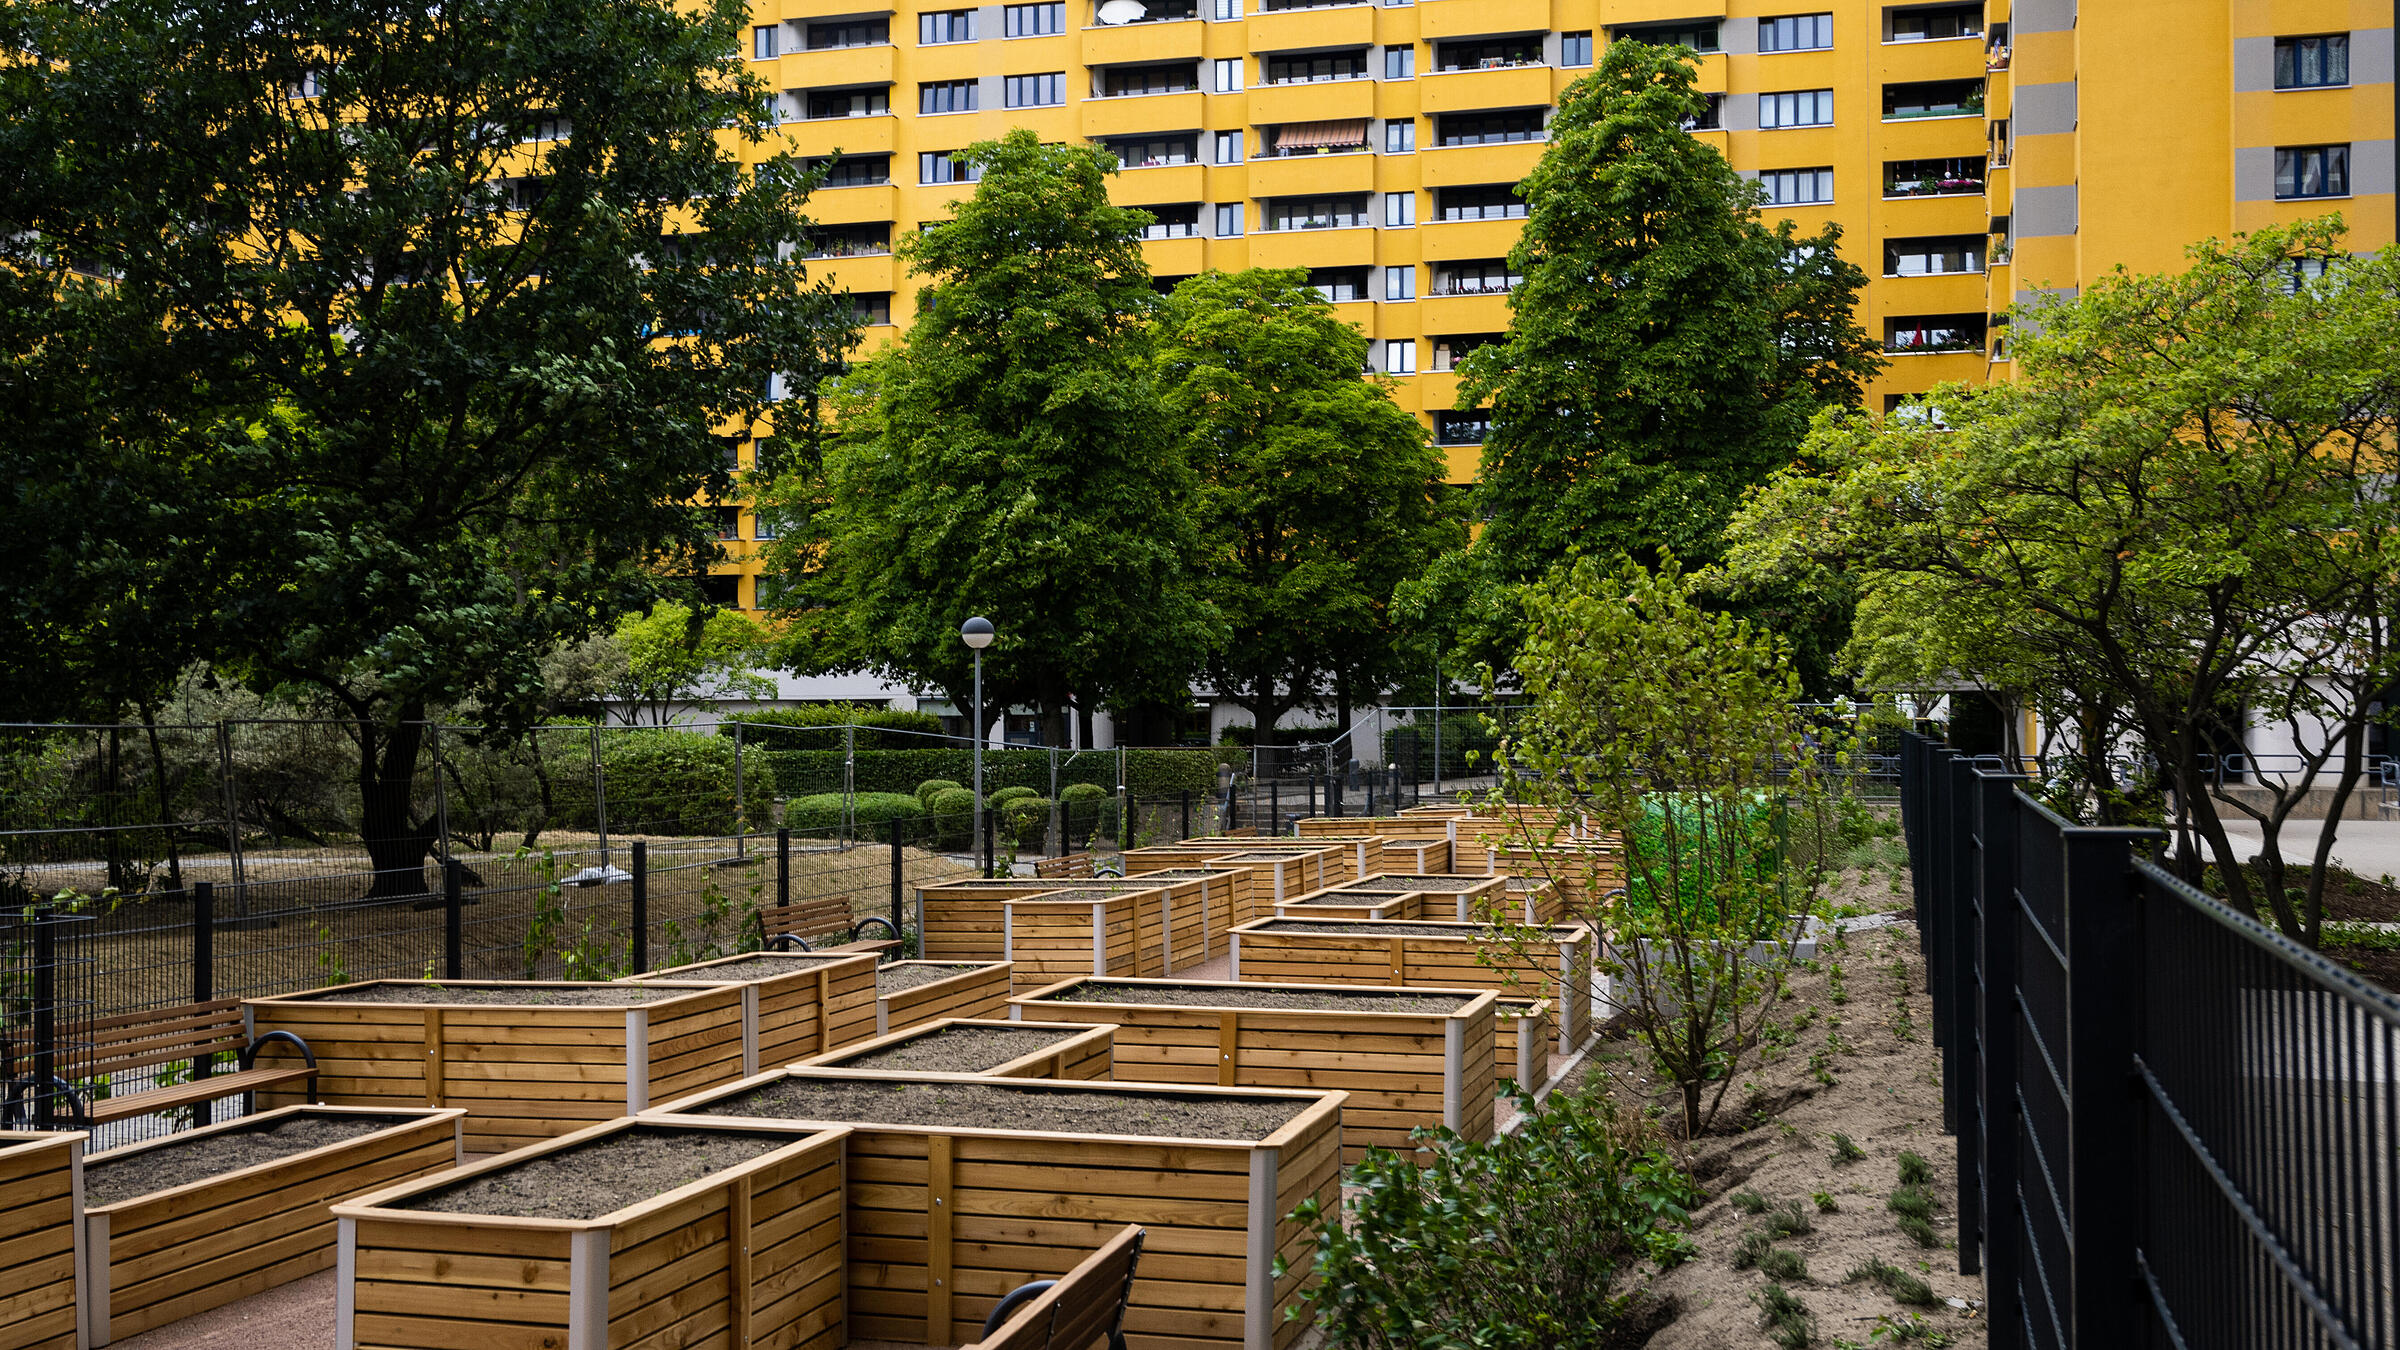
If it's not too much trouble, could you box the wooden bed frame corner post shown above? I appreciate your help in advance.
[1245,1147,1279,1350]
[624,1008,650,1114]
[567,1228,610,1350]
[334,1216,357,1350]
[1443,1018,1466,1132]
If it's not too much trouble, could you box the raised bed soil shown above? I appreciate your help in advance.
[679,953,867,982]
[877,962,984,994]
[1046,981,1468,1013]
[301,981,666,1006]
[838,1023,1082,1072]
[399,1126,794,1220]
[84,1114,393,1207]
[695,1075,1306,1139]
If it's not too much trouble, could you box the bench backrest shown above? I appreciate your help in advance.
[757,895,855,940]
[21,999,253,1078]
[964,1224,1144,1350]
[1034,853,1097,879]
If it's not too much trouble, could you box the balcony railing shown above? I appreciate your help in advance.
[1266,215,1369,230]
[1433,57,1543,73]
[1428,280,1520,296]
[1262,71,1370,85]
[1886,177,1985,196]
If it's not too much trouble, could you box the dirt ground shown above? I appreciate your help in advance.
[834,1023,1081,1072]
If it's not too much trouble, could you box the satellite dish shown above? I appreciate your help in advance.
[1097,0,1146,23]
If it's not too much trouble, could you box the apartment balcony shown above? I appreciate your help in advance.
[1873,270,1986,315]
[777,114,898,157]
[1248,77,1377,127]
[1246,149,1377,198]
[1418,64,1556,115]
[1418,217,1521,260]
[1140,234,1207,275]
[1874,34,1987,85]
[1080,89,1207,138]
[1418,138,1542,186]
[1079,16,1206,65]
[1419,0,1553,42]
[1110,162,1207,203]
[815,254,898,293]
[776,0,896,18]
[1243,2,1378,53]
[806,184,899,225]
[1328,298,1379,335]
[1246,224,1378,270]
[1873,113,1989,161]
[1421,290,1513,331]
[1875,192,1988,235]
[779,44,893,90]
[1597,0,1729,27]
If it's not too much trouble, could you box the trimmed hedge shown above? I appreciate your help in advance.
[786,791,926,833]
[1001,795,1052,850]
[758,747,1220,798]
[1059,782,1119,842]
[927,787,978,850]
[988,785,1038,811]
[914,778,963,812]
[721,705,945,750]
[576,731,739,836]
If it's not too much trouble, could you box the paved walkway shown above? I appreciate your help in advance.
[2213,817,2400,881]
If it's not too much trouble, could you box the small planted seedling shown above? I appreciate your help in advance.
[1889,1183,1941,1247]
[1764,1199,1816,1239]
[1760,1247,1810,1282]
[1812,1190,1840,1213]
[1871,1312,1955,1345]
[1733,1229,1774,1270]
[1848,1257,1937,1307]
[1829,1132,1867,1165]
[1758,1282,1816,1349]
[1731,1188,1772,1215]
[1897,1151,1933,1186]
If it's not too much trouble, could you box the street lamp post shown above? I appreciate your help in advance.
[960,617,995,854]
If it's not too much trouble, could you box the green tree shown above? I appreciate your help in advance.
[602,603,776,726]
[1411,40,1880,674]
[763,130,1221,746]
[1724,219,2400,946]
[0,0,857,895]
[1155,270,1467,747]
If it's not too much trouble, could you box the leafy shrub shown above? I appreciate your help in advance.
[1293,1085,1698,1349]
[1001,795,1052,850]
[784,792,925,834]
[1887,1185,1936,1221]
[1732,1230,1773,1270]
[927,788,978,851]
[914,778,963,812]
[585,731,737,836]
[1731,1189,1770,1215]
[1059,782,1119,842]
[1896,1215,1940,1248]
[1811,1191,1840,1213]
[1763,1199,1815,1239]
[719,705,944,750]
[987,785,1038,812]
[759,747,1220,798]
[1828,1133,1866,1164]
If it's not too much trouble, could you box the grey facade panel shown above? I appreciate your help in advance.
[2014,80,2077,136]
[2355,28,2396,86]
[2232,36,2277,94]
[1724,92,1759,131]
[2233,144,2275,202]
[2017,184,2079,237]
[1721,17,1758,55]
[2014,0,2074,35]
[2355,138,2397,196]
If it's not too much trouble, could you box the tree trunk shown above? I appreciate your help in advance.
[358,714,437,901]
[1040,700,1068,752]
[1076,701,1096,751]
[1336,670,1354,754]
[141,705,184,892]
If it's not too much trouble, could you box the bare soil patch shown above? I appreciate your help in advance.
[2328,943,2400,995]
[86,1114,399,1207]
[875,962,985,994]
[698,1076,1306,1139]
[1044,981,1469,1013]
[1266,920,1489,936]
[674,954,860,982]
[833,1024,1083,1072]
[399,1126,797,1220]
[300,981,671,1006]
[1358,877,1486,892]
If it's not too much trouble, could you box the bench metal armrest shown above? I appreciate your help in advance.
[766,932,814,952]
[242,1030,320,1104]
[979,1281,1057,1337]
[850,916,899,944]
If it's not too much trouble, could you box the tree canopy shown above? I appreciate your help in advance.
[1155,269,1467,746]
[762,130,1221,746]
[0,0,855,889]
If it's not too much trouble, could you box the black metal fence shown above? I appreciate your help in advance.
[1904,733,2400,1350]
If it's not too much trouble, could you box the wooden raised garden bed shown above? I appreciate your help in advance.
[1502,875,1568,925]
[334,1118,848,1350]
[0,1130,86,1350]
[999,890,1172,988]
[643,1068,1344,1350]
[247,979,751,1153]
[81,1105,462,1346]
[874,960,1013,1036]
[1118,840,1348,899]
[624,949,881,1066]
[1297,814,1452,850]
[1479,841,1626,908]
[801,1017,1114,1079]
[918,879,1202,972]
[1269,889,1414,922]
[1227,917,1596,1050]
[1494,998,1557,1095]
[1011,976,1494,1163]
[1107,865,1258,933]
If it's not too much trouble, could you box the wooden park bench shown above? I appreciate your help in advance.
[964,1223,1144,1350]
[1033,853,1124,880]
[2,997,317,1128]
[756,894,902,951]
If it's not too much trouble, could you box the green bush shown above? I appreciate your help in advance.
[586,731,738,836]
[1059,782,1119,843]
[719,706,945,750]
[1001,795,1052,850]
[914,778,963,812]
[784,792,926,834]
[927,787,978,851]
[757,746,1223,799]
[988,785,1038,811]
[1294,1084,1699,1348]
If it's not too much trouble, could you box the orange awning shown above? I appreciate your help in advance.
[1276,120,1368,151]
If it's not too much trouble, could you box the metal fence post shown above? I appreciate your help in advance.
[1965,767,2025,1282]
[1270,780,1279,835]
[733,721,746,858]
[629,843,651,973]
[591,724,611,868]
[1181,791,1192,842]
[889,820,905,939]
[2061,822,2153,1350]
[192,882,215,1129]
[216,720,250,914]
[443,859,464,981]
[777,829,791,913]
[842,724,856,844]
[31,906,55,1130]
[981,808,996,877]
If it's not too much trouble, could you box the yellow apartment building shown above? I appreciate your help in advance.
[703,0,2398,610]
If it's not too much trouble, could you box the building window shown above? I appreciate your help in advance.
[1213,0,1241,17]
[1884,235,1985,275]
[1436,184,1525,220]
[1266,51,1368,83]
[2275,34,2350,89]
[1385,192,1415,227]
[2276,144,2351,198]
[1212,57,1244,92]
[852,292,893,325]
[1006,72,1065,106]
[752,512,777,541]
[1430,259,1521,295]
[1759,167,1834,205]
[805,223,892,257]
[1384,339,1417,374]
[1215,130,1244,162]
[1434,410,1491,445]
[1139,203,1203,238]
[1215,202,1245,235]
[1430,333,1499,371]
[1106,134,1198,167]
[1102,63,1199,95]
[1889,4,1980,42]
[1759,14,1833,52]
[716,435,747,471]
[1685,93,1725,131]
[1385,119,1416,152]
[806,88,889,119]
[1386,266,1416,300]
[1884,156,1984,196]
[698,574,741,608]
[1267,195,1369,229]
[920,151,983,184]
[1004,2,1065,36]
[752,24,779,59]
[920,80,978,114]
[1760,89,1835,128]
[1435,109,1545,146]
[1434,37,1542,72]
[714,506,743,540]
[808,18,887,48]
[1308,267,1369,302]
[1386,46,1415,78]
[1884,79,1983,119]
[1611,20,1718,52]
[920,10,976,43]
[1561,31,1593,66]
[1886,314,1985,353]
[811,154,892,187]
